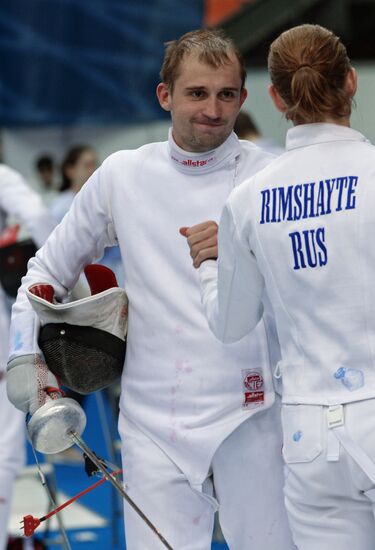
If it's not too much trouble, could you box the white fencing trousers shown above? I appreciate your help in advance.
[119,398,294,550]
[281,399,375,550]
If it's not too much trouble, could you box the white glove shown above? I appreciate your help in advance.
[7,354,61,415]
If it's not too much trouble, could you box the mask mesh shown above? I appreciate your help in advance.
[38,323,126,394]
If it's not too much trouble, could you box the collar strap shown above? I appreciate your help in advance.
[168,129,241,175]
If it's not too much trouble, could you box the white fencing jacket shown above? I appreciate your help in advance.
[0,165,55,368]
[0,165,55,247]
[200,123,375,407]
[10,131,277,483]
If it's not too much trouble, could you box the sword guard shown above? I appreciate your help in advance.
[27,397,86,454]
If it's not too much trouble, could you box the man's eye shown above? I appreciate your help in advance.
[190,90,205,98]
[220,91,235,100]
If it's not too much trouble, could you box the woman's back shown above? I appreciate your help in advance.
[235,122,375,404]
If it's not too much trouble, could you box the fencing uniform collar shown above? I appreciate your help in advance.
[168,128,241,175]
[286,123,369,151]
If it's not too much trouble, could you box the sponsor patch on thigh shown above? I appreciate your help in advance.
[242,369,264,409]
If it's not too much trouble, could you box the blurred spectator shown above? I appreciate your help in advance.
[35,155,55,190]
[234,110,284,155]
[34,154,58,206]
[51,145,98,223]
[0,164,55,549]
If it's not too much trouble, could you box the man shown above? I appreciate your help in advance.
[7,30,294,549]
[0,164,55,550]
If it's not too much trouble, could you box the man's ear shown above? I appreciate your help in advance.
[156,82,172,112]
[239,87,248,108]
[268,84,287,113]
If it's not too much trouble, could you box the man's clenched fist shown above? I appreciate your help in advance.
[180,220,218,268]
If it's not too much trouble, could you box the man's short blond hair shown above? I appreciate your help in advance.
[160,29,246,92]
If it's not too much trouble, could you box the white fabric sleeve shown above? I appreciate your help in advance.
[199,202,264,344]
[9,163,117,360]
[0,165,55,247]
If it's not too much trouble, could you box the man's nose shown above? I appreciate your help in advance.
[202,96,221,119]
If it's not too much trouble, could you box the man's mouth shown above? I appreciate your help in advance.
[194,121,224,128]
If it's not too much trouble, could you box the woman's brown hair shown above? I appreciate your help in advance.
[268,24,352,124]
[60,145,93,192]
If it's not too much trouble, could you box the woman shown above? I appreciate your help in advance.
[51,145,97,223]
[185,24,375,549]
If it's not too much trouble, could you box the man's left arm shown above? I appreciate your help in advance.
[183,202,264,343]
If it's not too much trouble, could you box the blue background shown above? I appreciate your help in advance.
[0,0,203,126]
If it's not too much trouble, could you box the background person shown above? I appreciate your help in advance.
[0,164,55,550]
[34,154,57,207]
[50,144,98,223]
[234,109,284,155]
[186,23,375,550]
[6,29,293,549]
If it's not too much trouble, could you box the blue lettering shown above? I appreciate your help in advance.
[293,185,303,220]
[260,189,270,224]
[325,178,335,214]
[259,175,358,227]
[316,227,328,266]
[271,187,277,222]
[289,231,306,270]
[316,180,326,216]
[346,176,358,210]
[289,227,328,270]
[303,229,318,268]
[335,176,348,211]
[277,186,293,222]
[302,183,316,219]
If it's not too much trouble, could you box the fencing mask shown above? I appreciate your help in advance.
[27,264,128,394]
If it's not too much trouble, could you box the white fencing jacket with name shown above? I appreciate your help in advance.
[200,123,375,407]
[10,131,276,483]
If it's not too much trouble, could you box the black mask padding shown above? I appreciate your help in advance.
[38,322,126,394]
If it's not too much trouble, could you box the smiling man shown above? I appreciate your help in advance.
[157,42,247,152]
[7,29,294,549]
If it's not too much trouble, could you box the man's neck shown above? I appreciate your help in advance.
[168,129,240,175]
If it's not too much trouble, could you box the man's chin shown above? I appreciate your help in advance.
[192,130,230,152]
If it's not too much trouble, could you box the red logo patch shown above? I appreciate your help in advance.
[242,369,264,409]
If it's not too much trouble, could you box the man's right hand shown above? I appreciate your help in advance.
[7,354,61,415]
[180,220,218,268]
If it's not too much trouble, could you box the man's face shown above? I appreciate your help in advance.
[157,52,247,153]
